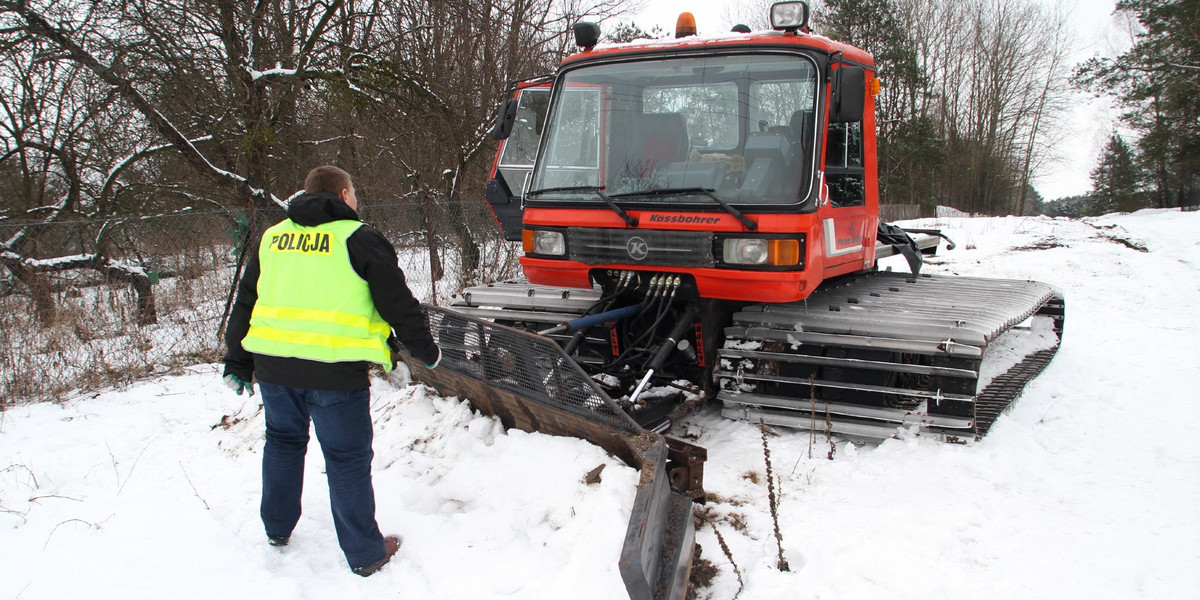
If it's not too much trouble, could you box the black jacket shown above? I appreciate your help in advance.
[223,192,439,390]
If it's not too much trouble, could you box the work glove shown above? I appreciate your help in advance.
[223,373,255,396]
[424,346,442,370]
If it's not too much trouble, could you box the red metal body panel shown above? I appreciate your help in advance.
[522,255,822,303]
[519,208,831,303]
[563,30,874,69]
[501,28,881,304]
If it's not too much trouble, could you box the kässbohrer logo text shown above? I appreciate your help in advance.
[646,215,721,224]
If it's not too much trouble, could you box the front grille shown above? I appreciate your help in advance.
[568,228,715,267]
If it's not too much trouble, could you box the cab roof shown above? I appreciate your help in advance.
[561,28,875,69]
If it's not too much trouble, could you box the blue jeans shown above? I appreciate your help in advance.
[259,382,386,569]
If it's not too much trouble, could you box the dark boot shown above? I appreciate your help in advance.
[352,535,401,577]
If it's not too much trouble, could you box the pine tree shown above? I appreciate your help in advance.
[606,22,665,44]
[817,0,935,210]
[1075,0,1200,208]
[1090,133,1143,214]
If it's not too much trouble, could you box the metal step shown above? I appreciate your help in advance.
[444,306,583,325]
[721,405,928,442]
[454,280,600,314]
[722,405,974,443]
[718,391,974,429]
[717,370,976,402]
[719,346,980,379]
[722,325,986,358]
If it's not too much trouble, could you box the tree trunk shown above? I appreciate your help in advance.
[14,266,58,327]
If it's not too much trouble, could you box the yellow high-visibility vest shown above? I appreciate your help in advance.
[241,219,392,370]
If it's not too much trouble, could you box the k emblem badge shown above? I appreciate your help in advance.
[626,236,649,261]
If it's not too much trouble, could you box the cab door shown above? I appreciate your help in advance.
[817,64,877,277]
[486,84,551,241]
[818,119,871,275]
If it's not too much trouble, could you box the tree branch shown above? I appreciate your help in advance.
[9,2,285,209]
[98,136,215,214]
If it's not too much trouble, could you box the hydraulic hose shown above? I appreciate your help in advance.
[627,303,698,406]
[538,302,645,337]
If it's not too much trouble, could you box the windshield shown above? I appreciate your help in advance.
[530,53,820,206]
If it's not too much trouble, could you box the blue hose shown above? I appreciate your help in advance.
[563,303,644,333]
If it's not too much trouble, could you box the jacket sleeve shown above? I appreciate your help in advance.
[223,248,260,379]
[347,225,440,365]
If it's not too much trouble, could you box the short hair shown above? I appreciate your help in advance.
[304,165,353,195]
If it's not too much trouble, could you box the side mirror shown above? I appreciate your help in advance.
[830,66,865,124]
[492,98,519,140]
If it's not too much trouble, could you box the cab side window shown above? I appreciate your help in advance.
[497,88,551,194]
[825,121,864,207]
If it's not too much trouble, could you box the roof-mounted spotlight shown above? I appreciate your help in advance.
[770,1,810,32]
[574,22,601,50]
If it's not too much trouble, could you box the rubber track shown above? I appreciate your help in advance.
[973,346,1060,435]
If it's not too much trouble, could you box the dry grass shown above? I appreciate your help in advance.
[760,420,790,572]
[693,505,744,600]
[686,554,719,600]
[1,206,521,404]
[0,263,230,403]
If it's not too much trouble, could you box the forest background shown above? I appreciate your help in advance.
[0,0,1196,403]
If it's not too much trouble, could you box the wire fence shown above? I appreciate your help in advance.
[880,204,925,221]
[0,198,953,405]
[0,200,521,405]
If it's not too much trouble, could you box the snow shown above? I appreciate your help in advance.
[249,67,299,81]
[976,315,1060,389]
[1,375,635,599]
[3,209,1199,599]
[19,253,95,269]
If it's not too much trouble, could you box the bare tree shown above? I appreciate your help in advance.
[370,0,633,291]
[0,0,640,326]
[0,24,160,325]
[898,0,1075,214]
[0,0,401,324]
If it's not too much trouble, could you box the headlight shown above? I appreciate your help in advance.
[722,238,801,266]
[524,229,566,256]
[724,239,768,264]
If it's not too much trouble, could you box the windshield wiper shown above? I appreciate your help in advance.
[526,185,600,197]
[526,185,638,228]
[610,187,757,231]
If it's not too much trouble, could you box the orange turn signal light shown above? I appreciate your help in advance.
[522,229,534,253]
[768,239,801,266]
[869,77,881,96]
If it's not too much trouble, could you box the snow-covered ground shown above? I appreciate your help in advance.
[2,209,1198,599]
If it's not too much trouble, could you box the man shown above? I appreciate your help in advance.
[223,165,440,577]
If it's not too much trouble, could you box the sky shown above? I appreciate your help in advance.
[629,0,1129,201]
